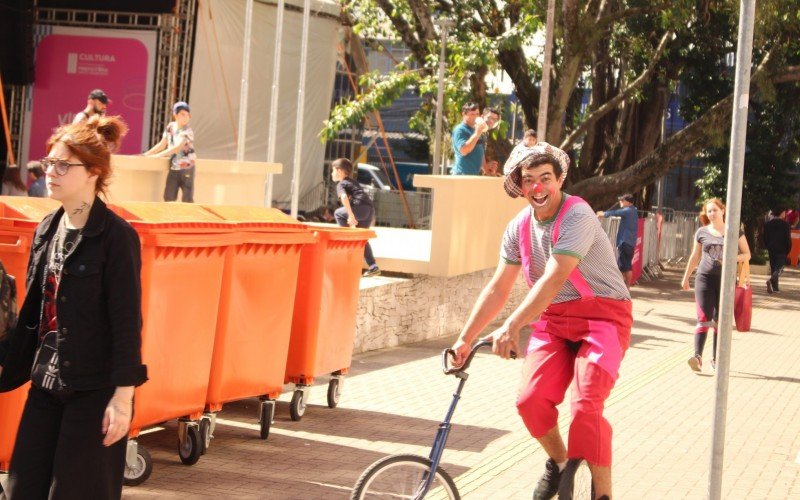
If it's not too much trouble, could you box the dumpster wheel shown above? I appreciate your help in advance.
[199,418,212,455]
[258,399,275,439]
[123,445,152,486]
[178,425,202,465]
[327,378,341,408]
[290,390,306,421]
[259,409,271,439]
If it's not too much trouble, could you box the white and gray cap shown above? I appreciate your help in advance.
[502,141,570,198]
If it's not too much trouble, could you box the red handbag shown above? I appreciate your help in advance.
[734,262,752,332]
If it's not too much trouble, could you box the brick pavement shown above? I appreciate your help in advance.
[122,267,800,499]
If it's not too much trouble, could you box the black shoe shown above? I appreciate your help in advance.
[532,458,562,500]
[362,266,381,278]
[766,280,774,294]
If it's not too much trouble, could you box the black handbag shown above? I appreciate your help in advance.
[30,329,66,393]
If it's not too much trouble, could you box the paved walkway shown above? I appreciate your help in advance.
[123,266,800,499]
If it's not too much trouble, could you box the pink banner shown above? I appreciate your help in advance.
[631,218,645,285]
[27,34,150,159]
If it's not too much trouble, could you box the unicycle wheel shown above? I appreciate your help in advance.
[558,458,594,499]
[350,453,460,500]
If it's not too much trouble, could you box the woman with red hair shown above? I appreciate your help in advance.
[681,198,750,373]
[0,115,148,499]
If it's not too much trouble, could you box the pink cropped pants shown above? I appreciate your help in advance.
[515,297,632,467]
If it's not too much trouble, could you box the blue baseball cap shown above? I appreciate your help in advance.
[172,101,191,114]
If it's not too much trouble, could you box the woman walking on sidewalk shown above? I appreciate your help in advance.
[0,115,148,499]
[681,198,750,372]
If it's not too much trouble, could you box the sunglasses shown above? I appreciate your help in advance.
[40,157,86,176]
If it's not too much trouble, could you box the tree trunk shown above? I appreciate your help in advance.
[569,92,734,209]
[496,47,540,129]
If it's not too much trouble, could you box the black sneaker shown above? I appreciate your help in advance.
[766,280,774,294]
[362,266,381,278]
[532,458,562,500]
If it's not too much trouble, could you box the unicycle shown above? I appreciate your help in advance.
[557,458,595,499]
[350,340,507,500]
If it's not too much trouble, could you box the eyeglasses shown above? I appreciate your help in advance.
[40,157,85,176]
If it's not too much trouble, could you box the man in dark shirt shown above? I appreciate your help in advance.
[763,208,792,293]
[72,89,110,124]
[597,194,639,288]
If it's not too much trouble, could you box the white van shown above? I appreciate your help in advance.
[356,163,393,192]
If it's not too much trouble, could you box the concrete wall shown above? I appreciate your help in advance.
[353,268,529,354]
[413,175,528,277]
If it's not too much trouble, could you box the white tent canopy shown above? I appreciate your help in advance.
[189,0,340,207]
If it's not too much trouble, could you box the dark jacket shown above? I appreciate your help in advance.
[0,198,148,392]
[763,217,792,255]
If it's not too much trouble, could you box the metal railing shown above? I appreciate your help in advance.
[295,182,433,229]
[600,210,699,283]
[372,189,432,229]
[599,217,621,259]
[643,209,700,265]
[639,214,663,281]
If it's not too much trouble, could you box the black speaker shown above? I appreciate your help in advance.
[0,0,35,85]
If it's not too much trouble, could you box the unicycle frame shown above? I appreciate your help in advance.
[414,339,501,499]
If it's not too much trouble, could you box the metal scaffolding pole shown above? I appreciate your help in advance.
[290,0,311,218]
[433,17,453,176]
[236,0,254,162]
[0,73,15,166]
[708,0,756,498]
[265,0,285,207]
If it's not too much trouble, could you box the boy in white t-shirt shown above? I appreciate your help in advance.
[145,101,197,202]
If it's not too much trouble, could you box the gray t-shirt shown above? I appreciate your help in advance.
[695,226,725,275]
[501,195,630,303]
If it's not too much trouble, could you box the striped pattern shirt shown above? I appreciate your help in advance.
[500,195,631,303]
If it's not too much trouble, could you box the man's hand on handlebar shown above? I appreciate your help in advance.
[450,323,520,368]
[482,322,520,360]
[450,337,471,368]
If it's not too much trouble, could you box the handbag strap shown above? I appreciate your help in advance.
[737,261,750,286]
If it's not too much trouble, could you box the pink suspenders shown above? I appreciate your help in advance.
[517,196,595,298]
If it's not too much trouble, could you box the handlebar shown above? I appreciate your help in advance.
[442,339,516,375]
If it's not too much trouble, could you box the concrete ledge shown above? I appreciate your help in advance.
[107,154,281,206]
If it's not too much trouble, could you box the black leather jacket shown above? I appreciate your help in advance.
[0,198,148,392]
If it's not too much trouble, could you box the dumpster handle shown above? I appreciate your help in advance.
[0,235,25,253]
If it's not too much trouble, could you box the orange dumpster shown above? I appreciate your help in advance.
[0,197,60,472]
[108,202,237,485]
[200,205,315,442]
[789,230,800,266]
[284,224,375,421]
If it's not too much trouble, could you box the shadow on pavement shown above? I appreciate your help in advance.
[730,371,800,384]
[212,398,509,453]
[631,319,690,338]
[126,419,469,500]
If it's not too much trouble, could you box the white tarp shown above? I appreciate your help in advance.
[189,0,340,207]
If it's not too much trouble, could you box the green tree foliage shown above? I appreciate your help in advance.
[695,86,800,252]
[328,0,800,209]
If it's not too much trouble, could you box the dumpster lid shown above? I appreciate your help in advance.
[110,202,235,233]
[0,196,61,224]
[306,223,376,241]
[202,205,309,232]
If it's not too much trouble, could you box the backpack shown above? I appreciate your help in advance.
[0,261,18,342]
